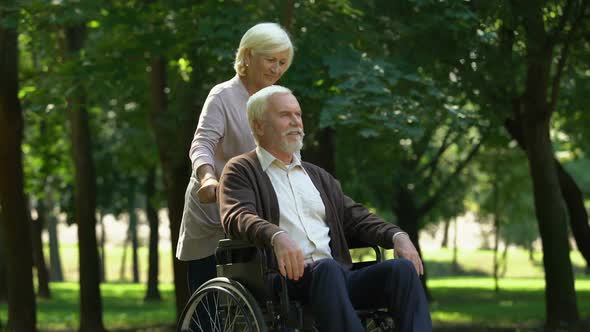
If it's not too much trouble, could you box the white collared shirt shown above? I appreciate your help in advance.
[256,147,332,264]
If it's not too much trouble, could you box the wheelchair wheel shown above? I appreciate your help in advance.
[361,309,395,332]
[177,277,267,332]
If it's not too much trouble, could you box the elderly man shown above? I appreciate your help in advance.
[218,85,432,332]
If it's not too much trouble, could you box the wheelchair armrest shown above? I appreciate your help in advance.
[217,238,256,249]
[215,239,261,267]
[347,238,383,264]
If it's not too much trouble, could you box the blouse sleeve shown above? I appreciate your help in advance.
[189,93,227,171]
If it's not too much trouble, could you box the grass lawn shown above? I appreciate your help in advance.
[1,282,176,331]
[1,277,588,331]
[430,277,590,330]
[2,246,588,330]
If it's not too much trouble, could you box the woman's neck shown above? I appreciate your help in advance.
[239,75,261,96]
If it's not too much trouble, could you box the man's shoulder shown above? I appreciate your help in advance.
[225,150,259,171]
[301,160,322,172]
[301,161,334,182]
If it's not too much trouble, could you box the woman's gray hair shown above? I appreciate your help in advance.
[247,85,292,143]
[234,23,294,76]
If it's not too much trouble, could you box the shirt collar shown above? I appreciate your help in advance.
[256,146,303,172]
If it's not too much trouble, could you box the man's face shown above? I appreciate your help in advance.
[256,93,304,157]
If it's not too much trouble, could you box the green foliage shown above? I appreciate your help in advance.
[306,1,489,228]
[469,140,539,250]
[6,1,590,327]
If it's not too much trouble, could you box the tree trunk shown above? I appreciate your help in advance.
[499,243,509,278]
[528,243,535,263]
[517,4,579,327]
[452,219,459,274]
[30,202,51,298]
[492,165,500,293]
[148,56,190,318]
[119,233,129,281]
[0,213,7,302]
[522,118,578,326]
[441,219,450,248]
[555,161,590,270]
[281,0,295,32]
[129,190,140,284]
[493,217,500,293]
[0,15,37,330]
[505,119,590,270]
[319,129,335,175]
[64,25,106,331]
[98,214,106,283]
[43,194,64,282]
[300,99,335,175]
[145,168,162,301]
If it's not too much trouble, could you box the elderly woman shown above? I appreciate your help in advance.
[176,22,294,295]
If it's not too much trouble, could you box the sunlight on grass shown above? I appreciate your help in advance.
[4,246,587,330]
[431,311,473,322]
[46,244,174,283]
[3,282,177,330]
[429,276,590,291]
[428,276,590,326]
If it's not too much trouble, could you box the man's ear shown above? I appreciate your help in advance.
[252,119,264,138]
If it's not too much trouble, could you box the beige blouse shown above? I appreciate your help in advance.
[176,75,256,261]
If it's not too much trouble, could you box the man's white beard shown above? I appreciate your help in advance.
[279,128,304,154]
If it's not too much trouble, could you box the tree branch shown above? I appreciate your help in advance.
[411,124,437,170]
[417,126,454,179]
[417,136,484,218]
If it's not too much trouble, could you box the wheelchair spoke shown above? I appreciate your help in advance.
[226,304,238,331]
[204,293,217,331]
[223,301,235,331]
[212,291,221,332]
[178,280,266,332]
[222,302,230,331]
[189,308,205,332]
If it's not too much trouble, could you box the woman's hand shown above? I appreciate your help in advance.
[197,177,218,203]
[196,164,218,203]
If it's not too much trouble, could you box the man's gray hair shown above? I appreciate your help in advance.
[247,85,292,142]
[234,22,294,76]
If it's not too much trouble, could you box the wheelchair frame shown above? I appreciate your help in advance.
[177,239,395,332]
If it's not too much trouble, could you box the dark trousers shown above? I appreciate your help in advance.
[186,255,217,331]
[187,254,217,294]
[284,258,432,332]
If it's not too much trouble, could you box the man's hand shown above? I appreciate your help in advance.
[197,177,218,203]
[393,234,424,275]
[273,233,304,281]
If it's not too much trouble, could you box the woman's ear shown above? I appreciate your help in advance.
[244,49,252,67]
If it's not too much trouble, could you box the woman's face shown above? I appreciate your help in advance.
[245,49,290,91]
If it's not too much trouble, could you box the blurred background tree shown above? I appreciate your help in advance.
[0,0,588,331]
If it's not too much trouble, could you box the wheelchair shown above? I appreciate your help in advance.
[177,238,396,332]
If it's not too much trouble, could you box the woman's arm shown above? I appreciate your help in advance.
[196,164,218,203]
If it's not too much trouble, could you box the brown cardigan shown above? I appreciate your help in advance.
[218,150,402,269]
